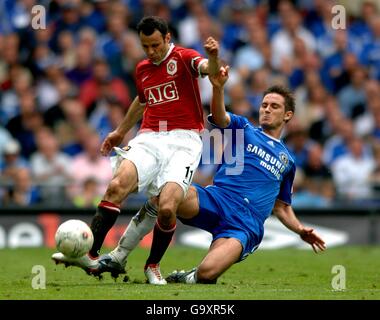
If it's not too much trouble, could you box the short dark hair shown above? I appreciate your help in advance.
[263,85,295,113]
[136,16,169,37]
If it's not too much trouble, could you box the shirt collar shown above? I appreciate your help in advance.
[153,43,175,66]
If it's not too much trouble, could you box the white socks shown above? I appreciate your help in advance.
[110,200,157,266]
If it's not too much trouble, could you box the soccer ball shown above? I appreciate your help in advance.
[55,219,94,258]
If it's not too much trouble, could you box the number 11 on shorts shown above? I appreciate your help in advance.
[183,166,194,185]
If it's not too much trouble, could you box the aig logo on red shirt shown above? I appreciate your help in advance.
[144,81,179,106]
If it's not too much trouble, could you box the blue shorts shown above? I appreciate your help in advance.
[178,185,264,261]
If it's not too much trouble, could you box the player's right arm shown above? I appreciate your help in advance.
[100,96,145,156]
[273,200,326,253]
[209,65,231,128]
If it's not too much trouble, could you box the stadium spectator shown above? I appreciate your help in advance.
[1,167,40,207]
[308,96,345,144]
[44,96,87,156]
[322,118,357,166]
[94,66,326,284]
[177,0,208,48]
[79,57,131,110]
[0,126,13,158]
[284,124,316,170]
[347,0,378,48]
[6,90,44,159]
[246,67,271,118]
[303,143,332,180]
[360,15,380,80]
[68,129,113,198]
[72,176,102,208]
[0,139,29,186]
[292,174,334,209]
[331,136,375,201]
[0,65,33,125]
[270,6,316,72]
[50,1,86,52]
[233,14,266,80]
[337,66,368,119]
[65,41,94,86]
[56,30,76,71]
[354,80,380,137]
[35,55,66,112]
[97,11,129,62]
[108,32,145,97]
[30,128,72,206]
[320,29,360,94]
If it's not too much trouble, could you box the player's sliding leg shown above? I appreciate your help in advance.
[52,159,138,273]
[95,199,158,278]
[144,182,184,285]
[166,237,242,284]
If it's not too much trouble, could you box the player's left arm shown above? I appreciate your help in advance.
[272,200,326,253]
[199,37,220,76]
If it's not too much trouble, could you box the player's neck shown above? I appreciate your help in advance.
[152,43,174,65]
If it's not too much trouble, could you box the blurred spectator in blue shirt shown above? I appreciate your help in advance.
[1,167,40,207]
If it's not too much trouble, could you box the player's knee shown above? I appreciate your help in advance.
[157,206,176,228]
[196,267,219,283]
[105,178,131,202]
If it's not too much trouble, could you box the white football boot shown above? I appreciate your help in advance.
[52,252,99,275]
[144,263,167,285]
[166,268,198,284]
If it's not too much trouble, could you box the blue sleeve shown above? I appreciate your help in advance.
[207,112,249,130]
[277,164,296,205]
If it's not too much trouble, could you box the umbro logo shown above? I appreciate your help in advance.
[267,140,275,147]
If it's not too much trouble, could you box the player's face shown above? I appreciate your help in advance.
[259,93,291,130]
[140,30,171,63]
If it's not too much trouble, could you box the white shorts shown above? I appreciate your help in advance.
[110,130,203,198]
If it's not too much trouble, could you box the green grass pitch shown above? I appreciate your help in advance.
[1,246,379,300]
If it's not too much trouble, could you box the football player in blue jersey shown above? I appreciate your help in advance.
[94,65,326,284]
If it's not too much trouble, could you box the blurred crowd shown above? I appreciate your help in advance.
[1,0,380,209]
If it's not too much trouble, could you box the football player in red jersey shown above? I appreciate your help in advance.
[52,16,220,283]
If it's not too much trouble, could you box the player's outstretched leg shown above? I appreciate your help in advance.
[92,200,158,279]
[166,238,242,284]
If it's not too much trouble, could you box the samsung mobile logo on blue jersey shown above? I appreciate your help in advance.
[246,144,287,180]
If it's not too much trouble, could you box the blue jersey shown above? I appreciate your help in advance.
[209,113,296,222]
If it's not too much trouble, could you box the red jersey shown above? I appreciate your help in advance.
[136,44,206,132]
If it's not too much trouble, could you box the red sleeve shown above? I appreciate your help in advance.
[180,48,207,78]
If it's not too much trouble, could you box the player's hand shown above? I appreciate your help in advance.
[300,227,326,253]
[209,65,229,88]
[204,37,219,58]
[100,130,125,156]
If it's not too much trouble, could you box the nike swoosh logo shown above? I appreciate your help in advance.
[142,76,149,82]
